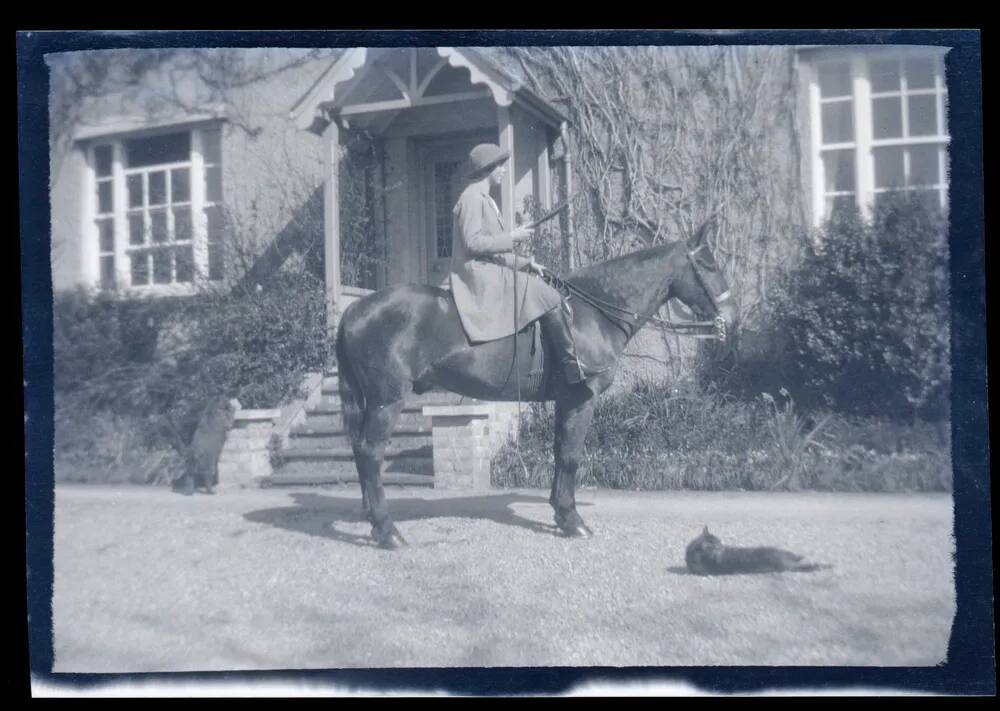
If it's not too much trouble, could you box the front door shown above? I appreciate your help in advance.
[420,135,494,287]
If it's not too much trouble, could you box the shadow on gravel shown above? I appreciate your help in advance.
[667,566,696,575]
[244,492,591,548]
[666,565,834,576]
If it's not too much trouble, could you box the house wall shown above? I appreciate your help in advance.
[50,145,89,291]
[49,47,813,396]
[46,49,334,292]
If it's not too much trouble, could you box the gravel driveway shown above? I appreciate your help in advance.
[52,484,955,671]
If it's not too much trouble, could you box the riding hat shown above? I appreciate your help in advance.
[467,143,510,180]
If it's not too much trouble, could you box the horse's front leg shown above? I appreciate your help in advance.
[551,386,595,538]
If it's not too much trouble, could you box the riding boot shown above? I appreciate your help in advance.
[539,306,587,385]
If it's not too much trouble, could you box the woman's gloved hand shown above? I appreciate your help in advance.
[526,259,546,277]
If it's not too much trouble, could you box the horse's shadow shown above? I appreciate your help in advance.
[244,490,589,548]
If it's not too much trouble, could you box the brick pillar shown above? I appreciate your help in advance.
[422,405,497,491]
[217,408,281,489]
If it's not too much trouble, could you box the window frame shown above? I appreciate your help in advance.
[803,47,949,227]
[82,122,225,295]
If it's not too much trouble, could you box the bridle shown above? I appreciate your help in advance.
[539,245,730,342]
[684,243,733,330]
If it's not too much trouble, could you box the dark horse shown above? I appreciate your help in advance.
[335,225,737,549]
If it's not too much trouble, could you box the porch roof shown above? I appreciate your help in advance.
[289,47,568,135]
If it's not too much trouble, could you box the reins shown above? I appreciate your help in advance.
[539,255,728,343]
[498,239,729,484]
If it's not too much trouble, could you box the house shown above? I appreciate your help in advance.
[49,48,572,308]
[49,43,952,303]
[288,47,572,324]
[47,43,951,489]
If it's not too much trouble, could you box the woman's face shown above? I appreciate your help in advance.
[488,162,507,187]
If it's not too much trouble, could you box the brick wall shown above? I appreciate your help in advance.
[216,408,280,488]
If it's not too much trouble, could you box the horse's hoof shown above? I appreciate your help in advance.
[560,522,593,538]
[374,527,408,550]
[555,512,593,538]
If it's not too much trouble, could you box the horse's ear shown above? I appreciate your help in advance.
[702,525,710,535]
[688,219,713,249]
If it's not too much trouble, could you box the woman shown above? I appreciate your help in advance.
[450,143,586,385]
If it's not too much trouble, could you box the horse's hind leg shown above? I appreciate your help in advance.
[353,400,407,549]
[551,386,595,538]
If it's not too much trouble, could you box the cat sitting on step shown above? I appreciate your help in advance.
[169,396,241,495]
[684,526,830,575]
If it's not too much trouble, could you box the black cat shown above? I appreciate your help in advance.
[169,397,240,495]
[684,526,830,575]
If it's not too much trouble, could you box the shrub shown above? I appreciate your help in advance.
[54,405,184,485]
[178,269,329,408]
[491,379,951,493]
[769,193,950,419]
[53,265,329,483]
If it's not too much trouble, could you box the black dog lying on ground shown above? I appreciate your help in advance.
[684,526,831,575]
[169,397,240,495]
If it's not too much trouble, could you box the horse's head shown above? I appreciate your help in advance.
[669,223,738,336]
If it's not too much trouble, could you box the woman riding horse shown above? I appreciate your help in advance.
[335,149,738,549]
[451,143,592,385]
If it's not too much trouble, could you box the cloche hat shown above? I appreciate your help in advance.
[467,143,510,179]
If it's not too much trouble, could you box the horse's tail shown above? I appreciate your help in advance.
[335,312,366,444]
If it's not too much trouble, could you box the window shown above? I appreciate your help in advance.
[804,49,949,225]
[433,160,461,259]
[87,125,225,292]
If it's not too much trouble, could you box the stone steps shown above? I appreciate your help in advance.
[297,411,432,431]
[266,463,433,487]
[272,455,434,480]
[287,429,432,451]
[280,443,433,461]
[316,393,465,410]
[270,369,475,486]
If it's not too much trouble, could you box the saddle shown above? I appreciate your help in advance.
[424,287,550,398]
[434,284,615,400]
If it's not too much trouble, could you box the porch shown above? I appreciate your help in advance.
[288,46,574,323]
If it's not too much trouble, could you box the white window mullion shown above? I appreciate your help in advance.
[899,61,913,189]
[936,63,948,210]
[142,171,150,241]
[851,55,875,218]
[166,167,175,283]
[111,142,129,289]
[939,145,948,210]
[81,146,100,287]
[808,66,826,228]
[191,129,209,283]
[935,60,946,147]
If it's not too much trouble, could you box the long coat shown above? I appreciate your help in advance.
[449,181,562,343]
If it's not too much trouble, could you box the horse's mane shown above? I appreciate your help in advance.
[563,240,683,294]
